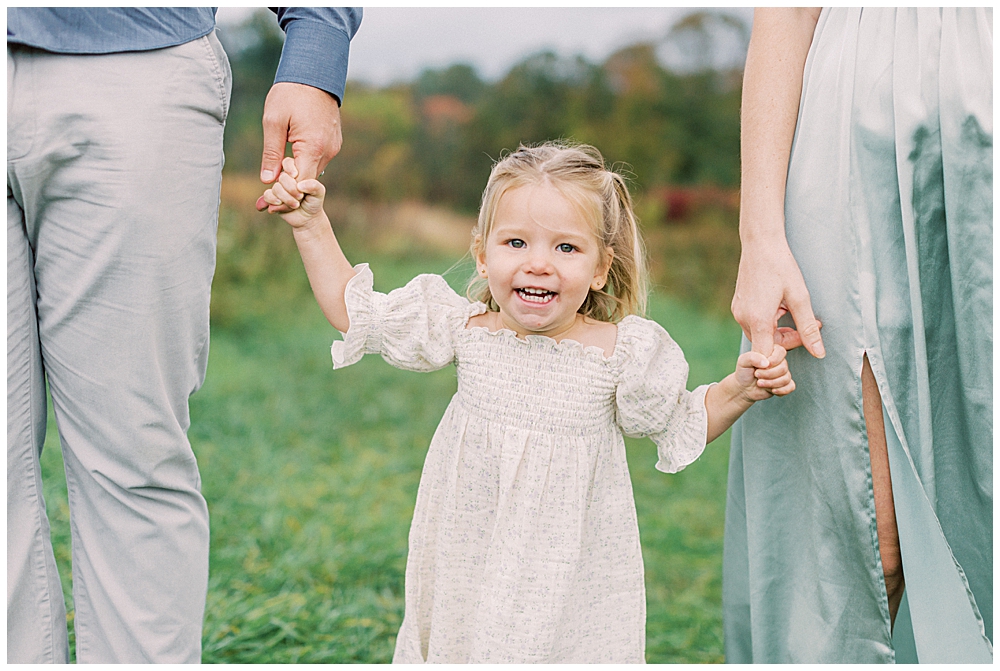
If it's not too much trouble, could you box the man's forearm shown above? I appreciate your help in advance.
[273,8,363,104]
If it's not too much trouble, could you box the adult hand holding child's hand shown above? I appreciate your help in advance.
[259,157,327,229]
[732,311,822,403]
[256,81,342,212]
[736,345,794,402]
[731,237,826,360]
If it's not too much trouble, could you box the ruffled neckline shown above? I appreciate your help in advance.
[462,314,644,364]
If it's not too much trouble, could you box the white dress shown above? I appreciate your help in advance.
[332,264,711,664]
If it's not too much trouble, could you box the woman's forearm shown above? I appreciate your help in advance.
[731,8,827,358]
[739,8,821,244]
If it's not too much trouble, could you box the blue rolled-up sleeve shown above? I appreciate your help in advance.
[272,8,362,105]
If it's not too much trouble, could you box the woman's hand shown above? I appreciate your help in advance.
[733,8,824,360]
[731,233,825,359]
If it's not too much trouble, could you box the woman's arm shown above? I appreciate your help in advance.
[731,8,825,358]
[261,157,357,332]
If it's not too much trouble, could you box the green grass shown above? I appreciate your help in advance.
[39,247,741,663]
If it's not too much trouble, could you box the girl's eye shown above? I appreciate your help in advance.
[557,243,576,253]
[507,239,525,249]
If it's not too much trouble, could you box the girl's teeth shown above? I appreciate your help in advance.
[517,288,554,303]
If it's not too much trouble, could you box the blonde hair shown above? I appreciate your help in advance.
[468,141,648,322]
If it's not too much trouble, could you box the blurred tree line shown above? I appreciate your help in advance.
[214,9,747,315]
[218,9,746,215]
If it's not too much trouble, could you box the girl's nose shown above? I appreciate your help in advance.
[524,249,554,274]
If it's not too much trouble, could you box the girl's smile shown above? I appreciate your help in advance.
[515,287,556,303]
[476,182,612,341]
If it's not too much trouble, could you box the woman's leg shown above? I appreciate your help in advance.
[862,354,904,625]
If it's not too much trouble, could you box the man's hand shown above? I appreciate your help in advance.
[257,82,342,212]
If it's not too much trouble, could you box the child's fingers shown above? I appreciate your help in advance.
[259,189,284,208]
[296,178,326,198]
[752,345,788,377]
[277,170,304,201]
[754,363,789,381]
[269,181,301,210]
[770,378,797,396]
[737,351,771,370]
[281,156,299,180]
[767,344,787,367]
[257,189,287,214]
[757,369,792,389]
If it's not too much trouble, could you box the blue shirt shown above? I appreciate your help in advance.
[6,8,362,103]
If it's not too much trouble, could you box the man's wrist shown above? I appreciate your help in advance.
[274,19,352,104]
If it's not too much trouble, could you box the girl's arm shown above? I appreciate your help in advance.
[261,157,356,332]
[704,345,795,444]
[730,8,825,359]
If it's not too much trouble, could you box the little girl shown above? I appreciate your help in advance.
[260,143,798,663]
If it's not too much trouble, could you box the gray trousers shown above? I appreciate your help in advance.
[7,33,231,663]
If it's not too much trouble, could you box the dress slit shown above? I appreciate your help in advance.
[858,349,899,632]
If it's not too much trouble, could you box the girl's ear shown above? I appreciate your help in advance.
[592,246,614,289]
[474,235,488,278]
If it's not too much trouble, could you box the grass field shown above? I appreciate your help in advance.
[39,234,741,663]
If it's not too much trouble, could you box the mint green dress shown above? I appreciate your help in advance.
[723,8,992,663]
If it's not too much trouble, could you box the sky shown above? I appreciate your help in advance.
[215,6,754,86]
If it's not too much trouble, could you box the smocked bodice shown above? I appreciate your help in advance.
[454,328,617,435]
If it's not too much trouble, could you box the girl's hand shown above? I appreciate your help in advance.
[258,157,327,229]
[704,340,802,443]
[735,345,795,402]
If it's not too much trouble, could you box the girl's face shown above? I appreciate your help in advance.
[476,182,612,339]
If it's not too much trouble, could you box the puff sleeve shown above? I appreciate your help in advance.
[331,263,475,372]
[614,317,712,474]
